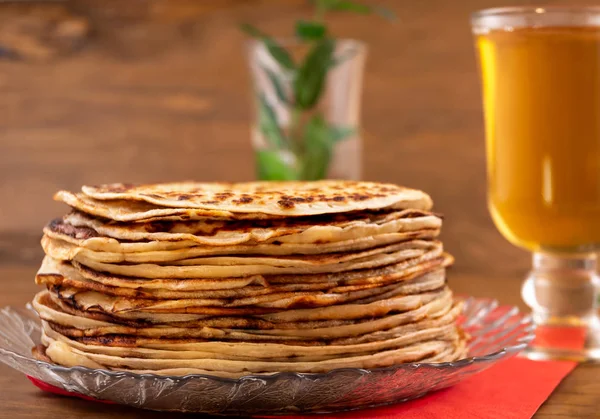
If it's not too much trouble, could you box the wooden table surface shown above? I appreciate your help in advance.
[1,0,599,417]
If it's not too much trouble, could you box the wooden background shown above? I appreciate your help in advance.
[0,0,540,276]
[0,0,599,418]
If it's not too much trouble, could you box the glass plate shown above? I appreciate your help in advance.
[0,297,534,416]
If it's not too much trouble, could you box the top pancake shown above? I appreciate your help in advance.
[76,181,432,218]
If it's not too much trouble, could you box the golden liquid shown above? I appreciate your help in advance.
[477,27,600,252]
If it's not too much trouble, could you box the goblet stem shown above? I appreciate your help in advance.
[522,252,600,361]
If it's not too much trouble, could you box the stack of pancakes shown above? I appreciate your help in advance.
[32,181,467,378]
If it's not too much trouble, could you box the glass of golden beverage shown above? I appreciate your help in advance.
[472,6,600,361]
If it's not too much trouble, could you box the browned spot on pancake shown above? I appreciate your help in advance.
[177,194,191,200]
[73,335,208,347]
[289,196,314,203]
[93,335,137,346]
[277,198,295,209]
[332,196,345,202]
[144,221,175,233]
[47,218,99,240]
[233,195,254,204]
[215,192,234,201]
[348,193,370,201]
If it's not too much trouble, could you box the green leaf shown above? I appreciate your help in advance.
[240,23,295,70]
[263,67,289,104]
[264,40,296,71]
[295,20,327,41]
[300,114,333,180]
[329,125,356,143]
[294,38,335,110]
[256,150,298,180]
[258,94,286,149]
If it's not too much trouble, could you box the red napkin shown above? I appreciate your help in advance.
[27,326,584,418]
[27,376,115,404]
[262,357,576,419]
[268,326,582,419]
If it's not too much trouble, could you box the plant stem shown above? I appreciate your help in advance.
[314,3,326,22]
[289,106,303,150]
[288,105,305,172]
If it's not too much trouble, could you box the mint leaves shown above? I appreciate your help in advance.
[241,24,295,70]
[256,150,297,180]
[244,1,392,180]
[295,21,327,41]
[294,38,335,110]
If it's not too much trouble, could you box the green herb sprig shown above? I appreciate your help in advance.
[243,0,394,180]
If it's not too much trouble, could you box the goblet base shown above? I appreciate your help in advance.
[522,323,600,362]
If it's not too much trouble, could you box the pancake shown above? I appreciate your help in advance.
[81,181,433,216]
[58,208,441,247]
[47,273,446,311]
[41,312,462,360]
[57,243,443,279]
[36,258,445,305]
[36,258,446,300]
[43,338,457,376]
[36,286,452,324]
[45,219,438,256]
[42,234,440,268]
[55,191,275,222]
[38,248,450,292]
[30,181,467,378]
